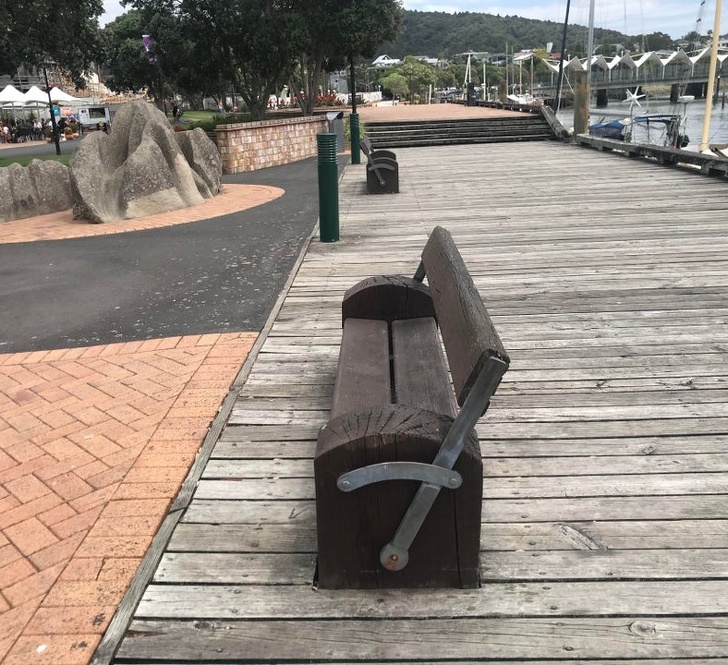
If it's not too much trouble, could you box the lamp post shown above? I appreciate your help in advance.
[349,54,360,165]
[43,67,61,156]
[555,0,571,112]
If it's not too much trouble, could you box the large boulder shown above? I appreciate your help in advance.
[69,100,222,223]
[0,160,73,223]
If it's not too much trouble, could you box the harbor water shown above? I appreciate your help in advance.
[557,97,728,149]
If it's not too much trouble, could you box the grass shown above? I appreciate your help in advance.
[178,110,220,122]
[0,154,71,168]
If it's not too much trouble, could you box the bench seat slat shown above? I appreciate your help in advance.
[331,318,391,419]
[392,318,457,418]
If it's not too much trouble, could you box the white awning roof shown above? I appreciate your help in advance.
[0,84,26,106]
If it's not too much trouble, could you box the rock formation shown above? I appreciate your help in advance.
[69,100,222,223]
[0,160,73,223]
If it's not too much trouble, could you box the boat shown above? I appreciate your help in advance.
[580,0,724,152]
[506,93,544,106]
[589,113,690,148]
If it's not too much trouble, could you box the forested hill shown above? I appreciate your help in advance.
[378,10,635,59]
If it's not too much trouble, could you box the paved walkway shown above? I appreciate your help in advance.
[0,162,309,664]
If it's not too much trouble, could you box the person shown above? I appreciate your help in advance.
[172,103,180,122]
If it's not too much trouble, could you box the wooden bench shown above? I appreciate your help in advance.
[360,136,399,194]
[315,226,510,589]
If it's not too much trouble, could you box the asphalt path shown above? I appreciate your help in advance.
[0,158,322,353]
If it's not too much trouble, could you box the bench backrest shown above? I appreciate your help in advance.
[421,226,510,406]
[360,136,373,158]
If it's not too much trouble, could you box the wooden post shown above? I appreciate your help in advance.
[573,70,589,136]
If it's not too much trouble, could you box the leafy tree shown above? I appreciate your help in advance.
[103,10,170,105]
[379,71,407,98]
[0,0,103,86]
[120,0,295,119]
[396,56,436,102]
[681,30,705,50]
[287,0,403,115]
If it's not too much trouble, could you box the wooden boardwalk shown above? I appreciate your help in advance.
[114,142,728,663]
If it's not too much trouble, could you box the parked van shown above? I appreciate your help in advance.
[77,106,118,130]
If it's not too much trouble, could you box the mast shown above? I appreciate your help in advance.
[586,0,596,114]
[505,43,509,99]
[555,1,571,111]
[700,0,723,152]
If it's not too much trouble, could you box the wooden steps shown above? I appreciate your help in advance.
[365,115,556,148]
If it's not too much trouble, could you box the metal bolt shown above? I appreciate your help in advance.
[390,554,399,562]
[340,479,350,489]
[449,476,459,487]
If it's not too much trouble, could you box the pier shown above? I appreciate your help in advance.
[107,138,728,663]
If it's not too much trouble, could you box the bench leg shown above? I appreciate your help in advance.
[315,404,482,589]
[366,164,399,194]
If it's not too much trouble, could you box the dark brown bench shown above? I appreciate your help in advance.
[360,136,399,194]
[315,226,510,589]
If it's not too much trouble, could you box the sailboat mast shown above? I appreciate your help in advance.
[586,0,596,112]
[700,0,723,151]
[555,1,571,111]
[505,43,509,98]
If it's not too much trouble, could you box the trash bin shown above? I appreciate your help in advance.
[326,111,345,153]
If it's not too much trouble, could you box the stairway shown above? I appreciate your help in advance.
[364,114,556,149]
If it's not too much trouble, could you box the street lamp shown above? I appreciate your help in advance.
[349,55,360,165]
[43,67,61,156]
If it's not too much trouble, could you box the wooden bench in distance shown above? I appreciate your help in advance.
[315,226,510,589]
[360,135,399,194]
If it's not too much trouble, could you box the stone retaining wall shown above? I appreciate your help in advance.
[215,116,329,173]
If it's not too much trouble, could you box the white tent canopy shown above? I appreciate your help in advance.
[0,84,26,107]
[23,85,49,105]
[50,87,83,104]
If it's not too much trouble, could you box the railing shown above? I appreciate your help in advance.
[574,133,728,178]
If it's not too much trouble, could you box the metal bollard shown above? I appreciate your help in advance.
[349,112,361,165]
[317,133,339,243]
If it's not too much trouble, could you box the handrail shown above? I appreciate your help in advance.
[574,133,728,179]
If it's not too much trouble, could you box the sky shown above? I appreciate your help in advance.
[100,0,725,40]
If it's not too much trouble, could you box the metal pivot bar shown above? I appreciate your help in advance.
[337,462,462,492]
[379,356,508,572]
[368,160,396,187]
[413,260,426,283]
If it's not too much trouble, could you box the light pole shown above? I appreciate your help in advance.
[43,67,61,156]
[349,54,360,164]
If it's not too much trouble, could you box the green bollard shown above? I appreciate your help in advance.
[318,132,339,243]
[349,112,361,165]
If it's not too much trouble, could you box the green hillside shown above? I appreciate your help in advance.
[378,10,660,59]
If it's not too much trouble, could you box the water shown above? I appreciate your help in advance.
[557,97,728,150]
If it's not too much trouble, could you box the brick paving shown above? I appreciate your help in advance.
[0,184,283,244]
[0,178,282,663]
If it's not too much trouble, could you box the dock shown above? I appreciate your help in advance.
[113,140,728,663]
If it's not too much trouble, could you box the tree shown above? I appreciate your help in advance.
[392,56,437,103]
[287,0,404,115]
[103,11,169,105]
[105,8,229,112]
[120,0,296,119]
[379,71,407,98]
[0,0,103,86]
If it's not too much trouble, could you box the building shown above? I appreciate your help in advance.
[371,55,402,68]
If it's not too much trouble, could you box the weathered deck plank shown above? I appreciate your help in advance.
[113,141,728,664]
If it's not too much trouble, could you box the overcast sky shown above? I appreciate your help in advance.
[100,0,724,40]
